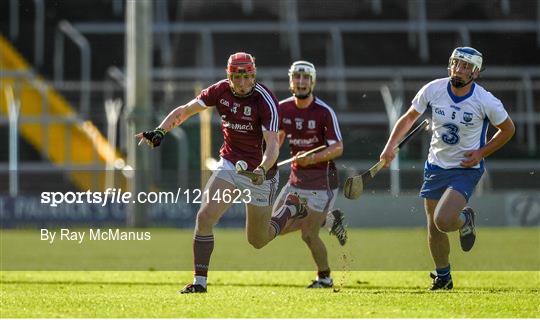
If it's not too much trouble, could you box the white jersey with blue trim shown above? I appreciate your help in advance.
[412,77,509,169]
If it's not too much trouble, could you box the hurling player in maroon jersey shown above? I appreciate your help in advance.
[273,61,347,288]
[137,53,307,294]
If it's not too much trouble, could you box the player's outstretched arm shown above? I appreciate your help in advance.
[461,116,515,168]
[136,99,206,148]
[158,99,207,132]
[380,106,422,168]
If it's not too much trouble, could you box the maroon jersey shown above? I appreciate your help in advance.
[197,80,279,174]
[279,96,342,189]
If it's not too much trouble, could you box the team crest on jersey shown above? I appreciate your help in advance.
[308,120,316,129]
[463,112,473,122]
[295,118,304,130]
[243,106,251,116]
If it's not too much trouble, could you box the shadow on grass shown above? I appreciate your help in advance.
[1,279,534,294]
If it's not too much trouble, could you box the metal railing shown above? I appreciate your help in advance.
[0,72,105,186]
[3,0,539,195]
[2,74,539,194]
[53,20,92,117]
[50,19,539,113]
[7,0,45,67]
[7,0,540,112]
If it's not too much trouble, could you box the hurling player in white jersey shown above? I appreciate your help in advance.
[380,47,515,290]
[274,61,347,288]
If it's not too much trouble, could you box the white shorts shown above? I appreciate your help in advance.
[209,157,279,207]
[274,183,338,213]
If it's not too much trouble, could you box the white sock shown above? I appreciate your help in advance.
[324,212,334,229]
[193,276,207,288]
[459,212,467,227]
[317,276,332,284]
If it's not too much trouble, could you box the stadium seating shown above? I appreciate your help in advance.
[1,0,538,193]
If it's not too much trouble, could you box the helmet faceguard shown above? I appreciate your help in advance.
[288,60,316,99]
[227,52,257,97]
[448,47,483,88]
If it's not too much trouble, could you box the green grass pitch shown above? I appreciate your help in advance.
[1,228,539,317]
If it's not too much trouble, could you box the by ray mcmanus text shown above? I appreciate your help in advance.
[40,228,152,244]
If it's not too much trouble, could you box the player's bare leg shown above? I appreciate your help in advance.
[271,196,302,234]
[245,204,275,249]
[280,219,303,234]
[246,193,307,249]
[425,199,450,268]
[424,198,453,290]
[299,210,333,288]
[301,210,327,256]
[180,176,234,294]
[273,198,339,238]
[275,194,302,234]
[195,176,235,234]
[433,189,468,233]
[274,195,346,249]
[435,188,477,251]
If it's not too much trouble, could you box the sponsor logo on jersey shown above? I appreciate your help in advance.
[435,107,445,116]
[289,136,320,146]
[308,120,316,129]
[220,98,230,107]
[222,121,254,132]
[463,112,473,122]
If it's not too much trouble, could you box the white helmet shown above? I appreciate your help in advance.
[448,47,483,88]
[288,60,316,82]
[448,47,483,73]
[288,60,316,98]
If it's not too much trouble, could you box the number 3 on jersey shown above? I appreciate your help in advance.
[442,123,460,145]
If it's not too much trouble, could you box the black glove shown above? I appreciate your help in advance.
[142,128,166,148]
